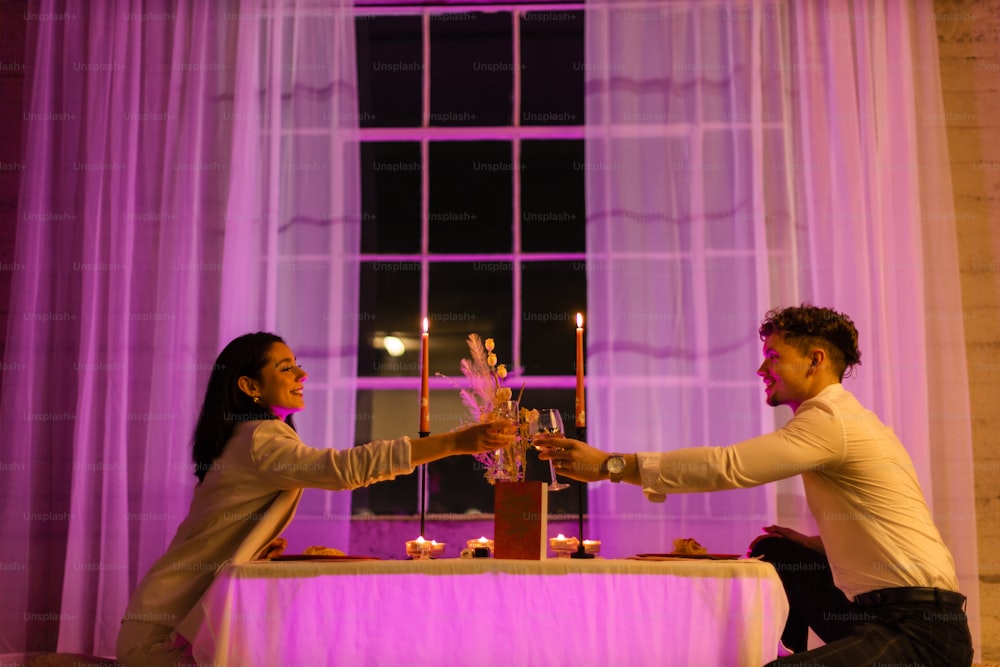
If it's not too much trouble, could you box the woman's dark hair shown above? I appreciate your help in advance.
[192,332,295,482]
[759,305,862,380]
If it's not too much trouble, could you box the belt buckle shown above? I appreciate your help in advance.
[862,590,884,605]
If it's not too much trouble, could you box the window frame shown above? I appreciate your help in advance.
[352,2,588,518]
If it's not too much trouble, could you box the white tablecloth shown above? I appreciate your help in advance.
[180,557,788,667]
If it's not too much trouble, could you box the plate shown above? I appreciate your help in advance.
[633,553,744,560]
[267,554,380,562]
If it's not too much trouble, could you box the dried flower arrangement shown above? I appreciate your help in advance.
[456,334,536,483]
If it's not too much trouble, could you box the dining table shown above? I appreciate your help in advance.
[178,555,789,666]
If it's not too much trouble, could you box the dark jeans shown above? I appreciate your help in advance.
[751,537,973,667]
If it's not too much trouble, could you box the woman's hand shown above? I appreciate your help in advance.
[449,420,517,455]
[748,524,825,554]
[535,436,608,482]
[410,420,516,465]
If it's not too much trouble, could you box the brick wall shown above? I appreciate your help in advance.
[934,0,1000,660]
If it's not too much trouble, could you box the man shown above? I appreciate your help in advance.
[540,305,973,666]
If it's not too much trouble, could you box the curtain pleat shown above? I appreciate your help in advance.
[584,0,979,653]
[0,0,360,656]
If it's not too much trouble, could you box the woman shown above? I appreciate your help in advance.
[117,332,513,666]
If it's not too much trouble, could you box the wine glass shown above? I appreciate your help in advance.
[531,408,570,491]
[493,400,519,476]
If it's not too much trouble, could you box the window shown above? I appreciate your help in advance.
[350,5,587,518]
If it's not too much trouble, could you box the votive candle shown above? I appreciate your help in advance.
[549,534,579,556]
[466,536,494,552]
[406,536,433,560]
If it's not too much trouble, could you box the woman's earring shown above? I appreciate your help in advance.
[253,396,260,404]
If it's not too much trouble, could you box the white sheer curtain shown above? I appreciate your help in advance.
[585,0,787,557]
[218,0,362,558]
[0,0,359,658]
[584,0,979,653]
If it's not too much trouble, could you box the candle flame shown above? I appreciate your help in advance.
[416,536,425,543]
[556,534,566,539]
[478,536,488,543]
[576,313,583,328]
[423,317,429,333]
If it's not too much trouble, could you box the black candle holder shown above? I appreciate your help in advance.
[418,431,429,537]
[570,425,594,559]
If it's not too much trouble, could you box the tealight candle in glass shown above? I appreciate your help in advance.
[466,536,493,558]
[466,536,494,551]
[582,539,601,556]
[549,534,579,558]
[405,537,434,560]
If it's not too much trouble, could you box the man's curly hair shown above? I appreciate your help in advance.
[759,305,862,380]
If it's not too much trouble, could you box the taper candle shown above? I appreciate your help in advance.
[575,313,585,428]
[419,317,430,433]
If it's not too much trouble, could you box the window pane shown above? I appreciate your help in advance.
[605,258,699,378]
[351,390,418,515]
[592,136,693,253]
[703,129,753,250]
[428,262,513,373]
[762,128,795,283]
[521,262,587,375]
[604,8,696,124]
[705,256,759,382]
[275,138,337,255]
[428,455,495,514]
[360,142,421,254]
[520,11,584,125]
[357,261,421,377]
[356,15,422,127]
[429,141,513,253]
[761,13,785,123]
[700,5,749,123]
[521,140,585,252]
[430,12,512,126]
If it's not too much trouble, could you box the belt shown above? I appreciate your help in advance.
[854,587,966,609]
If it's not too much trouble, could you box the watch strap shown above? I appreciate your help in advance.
[606,454,626,483]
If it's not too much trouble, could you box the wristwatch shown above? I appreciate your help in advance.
[605,454,626,483]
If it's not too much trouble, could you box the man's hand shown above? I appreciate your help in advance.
[535,436,608,482]
[748,524,825,554]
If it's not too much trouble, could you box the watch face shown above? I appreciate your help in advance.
[607,456,626,475]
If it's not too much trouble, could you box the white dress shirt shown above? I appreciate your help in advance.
[636,383,960,598]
